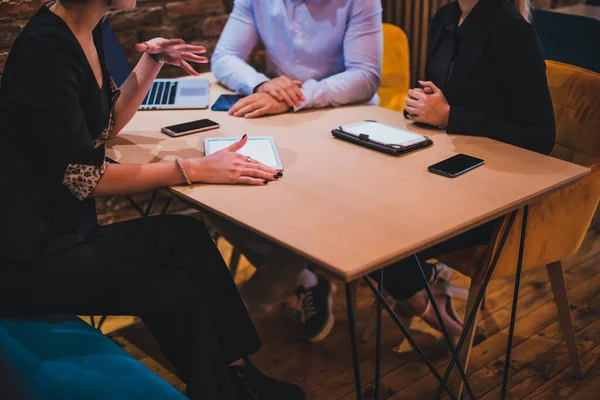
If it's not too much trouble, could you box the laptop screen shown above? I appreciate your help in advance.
[102,23,132,88]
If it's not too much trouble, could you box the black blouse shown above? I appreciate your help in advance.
[0,4,118,263]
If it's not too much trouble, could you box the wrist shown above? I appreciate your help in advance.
[145,51,165,65]
[254,81,267,93]
[442,104,450,127]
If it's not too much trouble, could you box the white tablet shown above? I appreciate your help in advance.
[204,136,283,170]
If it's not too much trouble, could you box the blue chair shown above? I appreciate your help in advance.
[0,315,186,400]
[532,9,600,73]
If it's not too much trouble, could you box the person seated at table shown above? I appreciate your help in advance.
[211,0,383,118]
[0,1,302,399]
[208,0,383,344]
[374,0,555,341]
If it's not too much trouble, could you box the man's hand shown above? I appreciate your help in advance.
[229,93,290,118]
[255,76,304,108]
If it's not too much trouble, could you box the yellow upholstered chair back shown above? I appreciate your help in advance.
[377,23,410,112]
[440,62,600,282]
[484,62,600,281]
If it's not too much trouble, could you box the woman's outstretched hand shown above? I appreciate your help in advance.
[184,135,282,185]
[135,38,208,76]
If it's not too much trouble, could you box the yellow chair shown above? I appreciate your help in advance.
[377,23,410,112]
[439,61,600,397]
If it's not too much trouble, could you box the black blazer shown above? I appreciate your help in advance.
[426,0,555,155]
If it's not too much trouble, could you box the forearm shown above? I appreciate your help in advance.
[111,53,162,136]
[447,105,554,154]
[91,161,184,198]
[297,69,380,110]
[211,53,269,95]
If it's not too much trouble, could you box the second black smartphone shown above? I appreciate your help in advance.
[211,94,244,111]
[428,154,484,178]
[161,119,219,137]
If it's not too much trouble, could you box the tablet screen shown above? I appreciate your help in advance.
[204,137,282,170]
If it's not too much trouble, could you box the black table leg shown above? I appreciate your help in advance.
[501,205,529,399]
[374,269,383,400]
[346,282,363,400]
[364,278,459,400]
[414,255,477,400]
[433,210,519,400]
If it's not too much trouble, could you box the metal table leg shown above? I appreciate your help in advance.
[374,268,383,400]
[501,205,529,399]
[414,255,477,400]
[346,281,363,400]
[433,209,521,400]
[364,278,459,400]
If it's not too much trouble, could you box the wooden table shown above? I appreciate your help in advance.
[107,74,589,281]
[106,73,589,400]
[553,4,600,20]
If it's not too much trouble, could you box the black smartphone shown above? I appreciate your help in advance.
[428,154,484,178]
[211,94,244,111]
[161,119,219,137]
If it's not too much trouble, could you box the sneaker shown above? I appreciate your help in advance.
[295,275,337,343]
[229,361,305,400]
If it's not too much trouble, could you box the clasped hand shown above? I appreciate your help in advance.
[405,80,450,127]
[229,76,305,118]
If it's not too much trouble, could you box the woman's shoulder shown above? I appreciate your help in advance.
[489,1,536,40]
[15,6,80,56]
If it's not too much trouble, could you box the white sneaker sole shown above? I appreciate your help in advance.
[308,282,337,344]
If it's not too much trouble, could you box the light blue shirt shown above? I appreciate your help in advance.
[211,0,383,111]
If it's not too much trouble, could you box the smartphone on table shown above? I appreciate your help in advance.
[161,119,220,137]
[428,154,484,178]
[211,94,244,112]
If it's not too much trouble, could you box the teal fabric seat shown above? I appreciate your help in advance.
[532,9,600,74]
[0,315,187,400]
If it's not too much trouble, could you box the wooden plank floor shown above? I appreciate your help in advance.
[100,227,600,399]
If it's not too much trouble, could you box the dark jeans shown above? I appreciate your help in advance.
[0,215,261,400]
[369,220,499,300]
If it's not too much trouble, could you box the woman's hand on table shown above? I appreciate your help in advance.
[135,38,208,76]
[405,80,450,127]
[184,135,282,185]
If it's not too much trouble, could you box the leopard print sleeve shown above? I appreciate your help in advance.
[62,159,110,201]
[97,78,121,143]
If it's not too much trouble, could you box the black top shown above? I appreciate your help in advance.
[0,4,114,263]
[425,0,555,155]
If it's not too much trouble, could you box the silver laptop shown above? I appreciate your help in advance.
[103,23,209,110]
[140,78,209,110]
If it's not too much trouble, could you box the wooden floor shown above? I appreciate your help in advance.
[100,224,600,400]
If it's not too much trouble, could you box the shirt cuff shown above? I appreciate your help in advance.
[238,73,270,96]
[62,160,110,201]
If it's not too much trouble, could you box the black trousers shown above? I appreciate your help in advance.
[370,220,499,300]
[0,215,261,400]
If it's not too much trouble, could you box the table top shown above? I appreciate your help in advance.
[552,4,600,20]
[107,74,590,281]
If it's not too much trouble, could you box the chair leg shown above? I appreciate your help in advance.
[361,300,378,342]
[448,282,482,398]
[546,261,583,379]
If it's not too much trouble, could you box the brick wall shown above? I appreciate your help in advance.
[0,0,265,78]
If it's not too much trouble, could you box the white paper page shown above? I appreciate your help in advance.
[206,138,279,168]
[341,122,424,145]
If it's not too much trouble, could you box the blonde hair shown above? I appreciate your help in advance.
[509,0,531,22]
